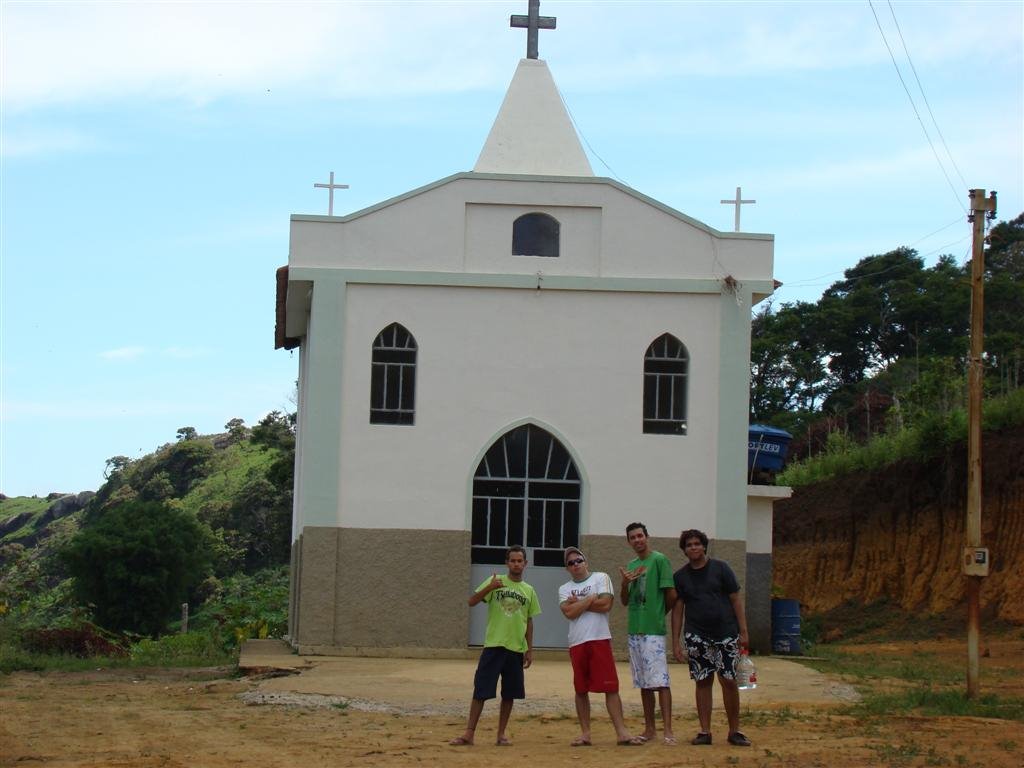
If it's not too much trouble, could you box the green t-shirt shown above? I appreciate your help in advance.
[626,550,674,636]
[478,575,542,653]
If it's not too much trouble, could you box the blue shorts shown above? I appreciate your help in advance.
[473,646,526,701]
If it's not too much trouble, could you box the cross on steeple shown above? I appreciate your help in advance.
[720,186,756,232]
[510,0,556,60]
[314,171,349,216]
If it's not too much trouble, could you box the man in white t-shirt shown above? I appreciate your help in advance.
[559,546,645,747]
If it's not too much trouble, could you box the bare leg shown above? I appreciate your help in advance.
[450,698,485,744]
[640,688,657,739]
[719,674,741,733]
[658,687,674,740]
[605,692,633,741]
[574,692,592,743]
[694,677,714,734]
[496,698,514,744]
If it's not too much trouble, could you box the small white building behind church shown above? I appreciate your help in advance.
[276,53,783,655]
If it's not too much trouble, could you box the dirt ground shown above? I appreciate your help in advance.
[2,638,1023,768]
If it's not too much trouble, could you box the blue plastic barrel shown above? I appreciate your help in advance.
[771,598,802,655]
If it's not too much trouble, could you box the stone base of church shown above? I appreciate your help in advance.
[289,526,471,652]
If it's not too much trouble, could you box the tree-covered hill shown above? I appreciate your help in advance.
[0,412,295,664]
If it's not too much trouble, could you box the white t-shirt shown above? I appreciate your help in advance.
[558,571,614,648]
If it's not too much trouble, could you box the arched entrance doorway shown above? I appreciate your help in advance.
[469,423,582,648]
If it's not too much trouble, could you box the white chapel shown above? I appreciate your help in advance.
[275,6,783,655]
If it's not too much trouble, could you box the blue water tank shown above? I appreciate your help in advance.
[771,598,802,655]
[748,425,793,473]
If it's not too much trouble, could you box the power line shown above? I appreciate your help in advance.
[555,83,629,186]
[886,0,970,190]
[867,0,966,212]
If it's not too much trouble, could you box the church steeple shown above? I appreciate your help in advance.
[473,3,593,177]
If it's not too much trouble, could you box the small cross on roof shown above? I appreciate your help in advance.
[510,0,556,60]
[314,171,349,217]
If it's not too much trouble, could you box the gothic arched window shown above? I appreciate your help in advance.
[643,333,688,435]
[512,212,560,257]
[370,323,417,425]
[471,424,580,567]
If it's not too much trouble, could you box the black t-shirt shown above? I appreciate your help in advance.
[673,558,740,640]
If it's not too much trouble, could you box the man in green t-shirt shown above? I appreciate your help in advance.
[619,521,677,745]
[450,545,541,747]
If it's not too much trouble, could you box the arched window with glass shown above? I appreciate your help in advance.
[370,323,417,425]
[643,333,688,435]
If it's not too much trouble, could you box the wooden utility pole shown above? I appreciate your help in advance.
[964,188,996,699]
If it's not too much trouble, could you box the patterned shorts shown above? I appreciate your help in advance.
[684,631,739,682]
[627,634,671,690]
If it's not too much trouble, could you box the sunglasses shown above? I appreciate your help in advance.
[566,558,586,567]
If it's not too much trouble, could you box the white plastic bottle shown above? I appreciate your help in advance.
[736,649,757,690]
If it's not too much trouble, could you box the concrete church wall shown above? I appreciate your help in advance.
[337,283,722,535]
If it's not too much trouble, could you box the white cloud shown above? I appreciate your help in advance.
[3,2,1018,111]
[99,346,146,360]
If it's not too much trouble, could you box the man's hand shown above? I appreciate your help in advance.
[618,565,645,584]
[486,572,503,592]
[738,629,749,650]
[672,641,687,664]
[523,649,533,669]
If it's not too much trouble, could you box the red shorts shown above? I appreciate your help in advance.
[568,639,620,694]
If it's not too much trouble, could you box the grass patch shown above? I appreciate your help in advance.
[1,626,236,673]
[797,645,960,686]
[0,497,51,522]
[853,688,1024,721]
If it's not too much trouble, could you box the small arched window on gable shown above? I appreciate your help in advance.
[512,212,560,257]
[370,323,417,425]
[643,333,688,435]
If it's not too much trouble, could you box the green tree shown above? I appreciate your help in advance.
[224,418,248,444]
[61,500,213,636]
[104,455,132,479]
[985,213,1024,393]
[176,426,198,442]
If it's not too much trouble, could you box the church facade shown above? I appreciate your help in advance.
[276,55,783,655]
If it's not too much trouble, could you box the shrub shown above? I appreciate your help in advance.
[129,631,229,666]
[61,500,213,636]
[21,622,128,658]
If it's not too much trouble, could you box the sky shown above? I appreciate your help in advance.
[1,0,1021,497]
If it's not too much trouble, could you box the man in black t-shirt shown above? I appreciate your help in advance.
[670,529,751,748]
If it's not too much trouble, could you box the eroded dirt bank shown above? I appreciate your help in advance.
[774,424,1024,623]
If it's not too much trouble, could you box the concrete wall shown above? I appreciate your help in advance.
[746,485,792,653]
